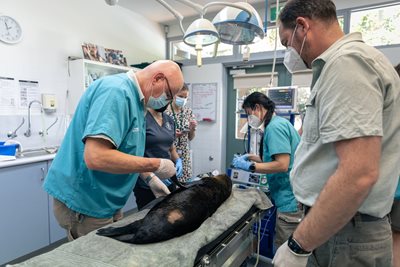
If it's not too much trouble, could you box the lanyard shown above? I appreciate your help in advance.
[170,103,184,130]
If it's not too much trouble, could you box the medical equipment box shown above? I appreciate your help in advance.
[0,141,18,156]
[228,168,268,188]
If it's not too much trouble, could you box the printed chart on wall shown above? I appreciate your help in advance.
[0,77,41,115]
[0,77,19,115]
[19,80,41,110]
[191,83,217,122]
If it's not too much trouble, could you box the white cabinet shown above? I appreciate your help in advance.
[67,59,133,114]
[0,158,137,265]
[0,162,49,265]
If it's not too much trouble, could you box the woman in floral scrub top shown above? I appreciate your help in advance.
[166,84,197,182]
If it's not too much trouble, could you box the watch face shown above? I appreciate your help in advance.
[0,16,23,44]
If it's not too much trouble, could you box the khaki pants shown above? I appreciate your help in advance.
[275,209,303,249]
[53,198,123,241]
[307,214,392,267]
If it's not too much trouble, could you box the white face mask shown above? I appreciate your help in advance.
[248,114,263,129]
[283,24,308,74]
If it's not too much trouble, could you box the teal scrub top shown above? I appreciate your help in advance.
[44,73,146,218]
[263,116,300,212]
[395,178,400,200]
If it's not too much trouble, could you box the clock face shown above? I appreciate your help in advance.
[0,15,23,44]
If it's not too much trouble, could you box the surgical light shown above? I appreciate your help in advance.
[153,0,264,66]
[183,18,220,67]
[212,2,264,45]
[183,18,219,46]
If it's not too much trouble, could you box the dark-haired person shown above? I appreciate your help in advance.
[231,91,301,248]
[273,0,400,266]
[133,106,183,210]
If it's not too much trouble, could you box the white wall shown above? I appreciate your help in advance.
[182,64,228,176]
[0,0,165,150]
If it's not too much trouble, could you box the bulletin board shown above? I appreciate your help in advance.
[191,83,217,122]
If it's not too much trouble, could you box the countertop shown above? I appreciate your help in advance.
[0,153,56,168]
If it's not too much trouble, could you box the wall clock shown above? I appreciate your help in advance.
[0,15,23,44]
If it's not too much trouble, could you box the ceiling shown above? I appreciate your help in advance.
[117,0,265,23]
[116,0,391,24]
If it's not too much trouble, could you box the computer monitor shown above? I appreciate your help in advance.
[266,86,298,113]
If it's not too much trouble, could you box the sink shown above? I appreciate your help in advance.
[16,147,58,158]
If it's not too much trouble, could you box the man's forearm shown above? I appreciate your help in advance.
[86,148,160,174]
[293,170,375,251]
[293,137,381,251]
[84,138,160,174]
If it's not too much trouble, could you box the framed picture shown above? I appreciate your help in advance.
[105,48,127,66]
[82,43,106,62]
[82,43,127,66]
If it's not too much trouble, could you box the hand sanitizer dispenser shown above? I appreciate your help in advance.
[42,94,57,113]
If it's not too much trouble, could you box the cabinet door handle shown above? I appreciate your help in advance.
[40,167,45,181]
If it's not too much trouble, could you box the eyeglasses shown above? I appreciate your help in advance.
[164,77,173,101]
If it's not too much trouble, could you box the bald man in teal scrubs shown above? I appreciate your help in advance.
[44,60,184,240]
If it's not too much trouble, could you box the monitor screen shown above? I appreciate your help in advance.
[267,87,297,112]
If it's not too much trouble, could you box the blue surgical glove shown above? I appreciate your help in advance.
[235,154,249,161]
[232,157,252,171]
[175,158,183,178]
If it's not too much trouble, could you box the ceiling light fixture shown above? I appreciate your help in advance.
[156,0,264,66]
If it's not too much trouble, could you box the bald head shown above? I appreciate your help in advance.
[136,60,184,101]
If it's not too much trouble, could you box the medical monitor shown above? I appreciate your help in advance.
[267,86,298,113]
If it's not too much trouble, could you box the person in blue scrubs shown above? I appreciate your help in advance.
[134,106,183,210]
[44,60,184,240]
[231,92,301,249]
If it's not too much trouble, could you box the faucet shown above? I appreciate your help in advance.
[39,117,58,136]
[24,100,43,137]
[7,118,25,139]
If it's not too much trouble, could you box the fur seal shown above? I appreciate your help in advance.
[96,174,232,244]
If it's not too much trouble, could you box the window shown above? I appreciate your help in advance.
[170,40,233,61]
[350,3,400,46]
[233,73,278,139]
[240,27,285,54]
[338,15,344,30]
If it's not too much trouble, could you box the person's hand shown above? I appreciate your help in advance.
[154,159,176,178]
[175,158,183,178]
[189,119,197,130]
[147,175,171,198]
[176,129,184,138]
[231,155,251,171]
[272,241,310,267]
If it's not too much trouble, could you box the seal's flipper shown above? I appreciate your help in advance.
[113,234,136,242]
[97,221,140,237]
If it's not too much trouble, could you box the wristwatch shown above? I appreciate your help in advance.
[288,234,312,255]
[249,163,256,173]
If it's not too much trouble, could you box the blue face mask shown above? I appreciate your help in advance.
[147,92,169,110]
[175,96,187,108]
